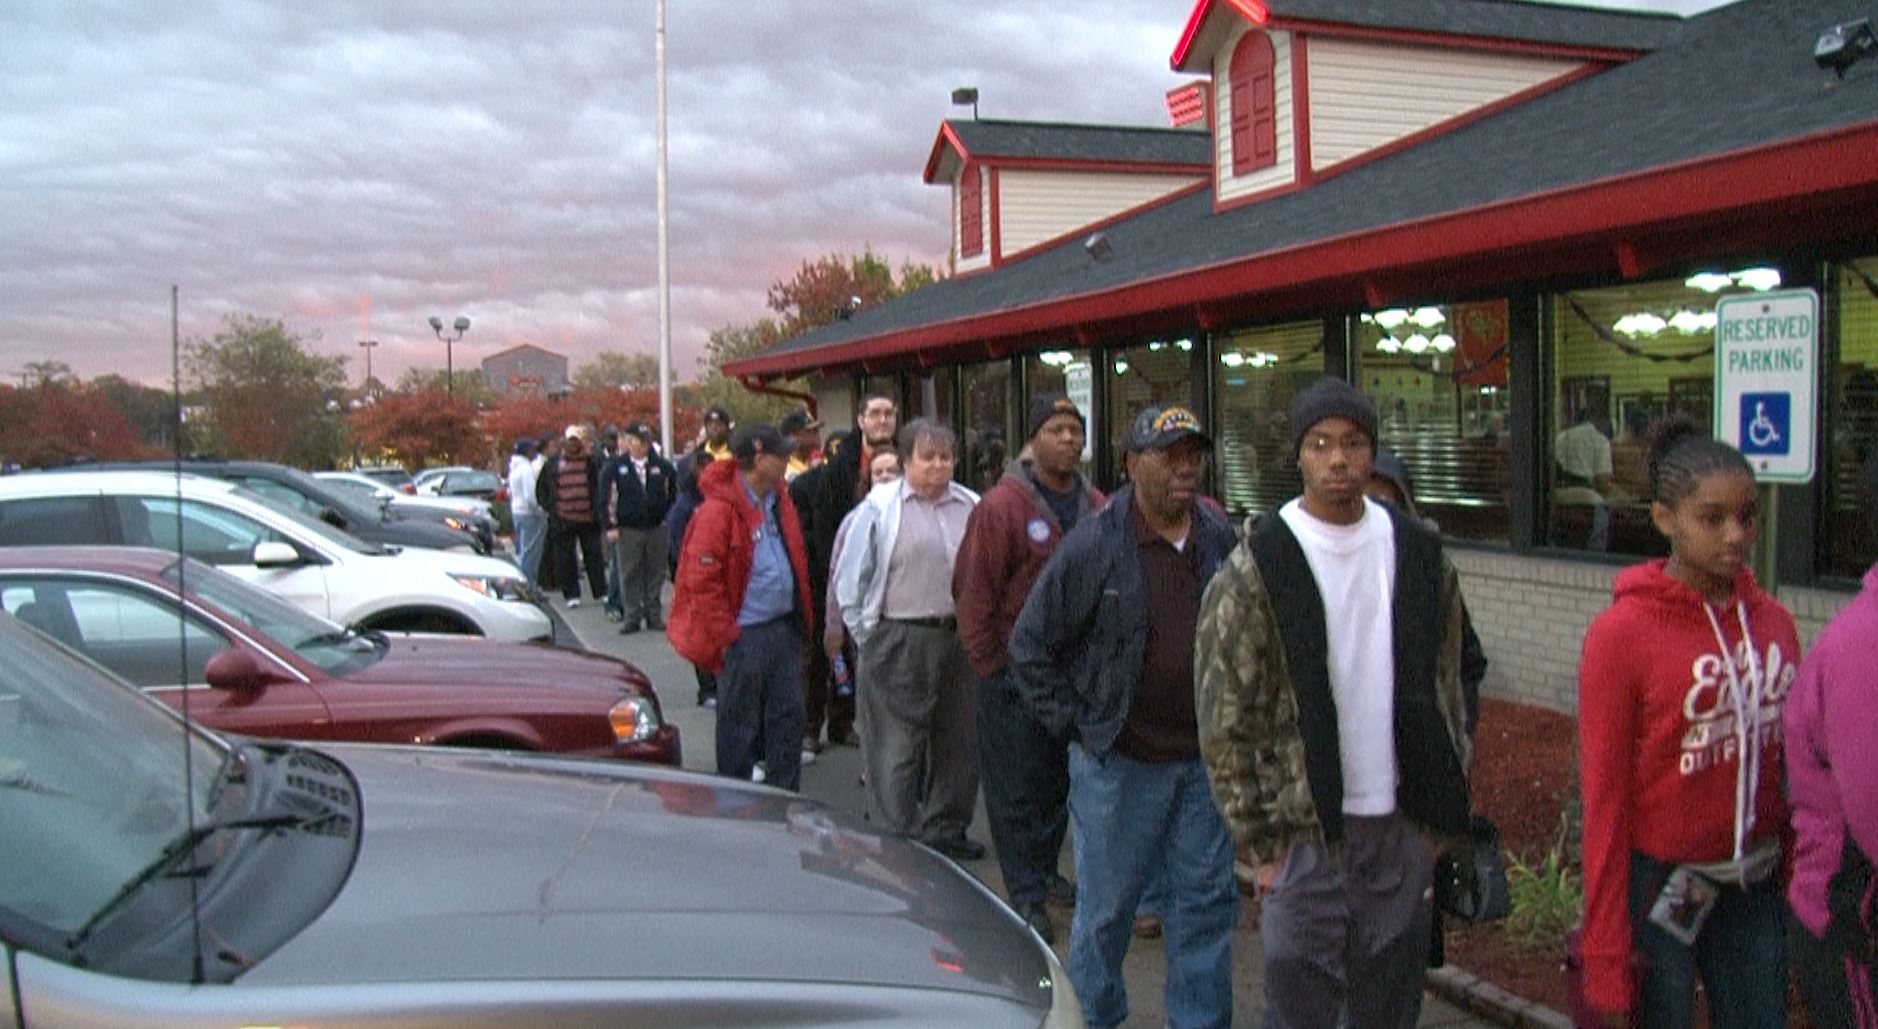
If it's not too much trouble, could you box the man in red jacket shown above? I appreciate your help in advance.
[668,423,814,791]
[952,394,1102,943]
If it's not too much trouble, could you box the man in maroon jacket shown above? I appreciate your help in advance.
[952,394,1102,942]
[668,423,814,791]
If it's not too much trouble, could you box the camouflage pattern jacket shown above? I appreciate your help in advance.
[1194,504,1473,866]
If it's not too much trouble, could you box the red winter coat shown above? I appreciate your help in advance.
[667,459,813,673]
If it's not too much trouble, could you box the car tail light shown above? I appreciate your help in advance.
[400,483,415,494]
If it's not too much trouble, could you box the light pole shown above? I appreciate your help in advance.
[357,337,379,394]
[427,315,471,397]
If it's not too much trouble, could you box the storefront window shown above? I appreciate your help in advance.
[1824,256,1878,580]
[1106,336,1197,487]
[1545,268,1782,556]
[910,370,955,427]
[1213,320,1324,516]
[1353,301,1513,541]
[960,360,1013,493]
[1024,348,1094,476]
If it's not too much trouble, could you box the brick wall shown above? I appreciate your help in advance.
[1451,549,1856,716]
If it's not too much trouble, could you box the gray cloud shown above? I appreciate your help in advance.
[0,0,1723,387]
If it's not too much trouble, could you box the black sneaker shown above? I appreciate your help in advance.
[930,835,987,862]
[1016,901,1056,944]
[617,621,641,635]
[1046,873,1077,907]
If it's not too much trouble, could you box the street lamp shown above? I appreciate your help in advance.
[427,315,471,397]
[357,338,379,393]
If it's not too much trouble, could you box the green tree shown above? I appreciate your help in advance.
[20,361,74,388]
[690,319,800,432]
[765,248,941,340]
[92,374,178,451]
[184,315,347,467]
[574,350,661,391]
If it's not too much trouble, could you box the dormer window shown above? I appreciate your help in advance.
[1229,32,1277,174]
[960,167,984,258]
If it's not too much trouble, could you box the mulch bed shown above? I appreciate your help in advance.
[1444,696,1580,1015]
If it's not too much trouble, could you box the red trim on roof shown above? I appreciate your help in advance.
[990,168,1004,265]
[923,121,972,184]
[1172,0,1216,71]
[1293,34,1313,187]
[964,155,1209,175]
[1305,62,1606,184]
[727,123,1878,381]
[1266,17,1645,63]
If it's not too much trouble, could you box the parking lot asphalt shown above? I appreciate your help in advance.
[555,595,1504,1029]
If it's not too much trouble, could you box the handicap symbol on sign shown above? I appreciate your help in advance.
[1739,392,1790,456]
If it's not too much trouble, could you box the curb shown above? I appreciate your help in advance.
[1426,965,1572,1029]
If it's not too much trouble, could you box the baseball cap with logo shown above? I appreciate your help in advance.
[731,423,796,462]
[705,405,732,424]
[1125,404,1212,452]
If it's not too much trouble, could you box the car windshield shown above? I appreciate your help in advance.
[226,484,382,555]
[160,557,385,676]
[0,612,226,936]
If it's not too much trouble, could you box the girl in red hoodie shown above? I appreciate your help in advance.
[1578,415,1799,1027]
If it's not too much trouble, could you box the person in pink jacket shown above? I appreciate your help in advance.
[1786,453,1878,1027]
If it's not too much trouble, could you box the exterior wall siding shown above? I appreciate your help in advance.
[482,350,568,395]
[997,169,1203,256]
[1454,548,1856,716]
[956,168,991,275]
[1306,37,1581,170]
[1215,27,1296,203]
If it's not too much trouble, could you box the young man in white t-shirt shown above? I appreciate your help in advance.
[1196,377,1475,1028]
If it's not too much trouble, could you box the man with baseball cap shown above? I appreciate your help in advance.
[1010,403,1239,1028]
[535,424,607,608]
[700,406,734,461]
[668,422,814,791]
[1195,377,1474,1026]
[779,408,823,480]
[605,422,677,633]
[952,393,1101,941]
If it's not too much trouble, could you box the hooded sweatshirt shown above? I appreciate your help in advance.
[1577,559,1799,1015]
[1785,564,1878,938]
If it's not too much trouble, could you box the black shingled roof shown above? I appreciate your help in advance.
[943,119,1213,168]
[739,0,1874,373]
[1256,0,1683,52]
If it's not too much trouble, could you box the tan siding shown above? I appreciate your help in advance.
[1215,27,1297,203]
[997,169,1202,255]
[1307,37,1582,169]
[956,169,991,274]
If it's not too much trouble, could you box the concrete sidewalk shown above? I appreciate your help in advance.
[557,599,1523,1028]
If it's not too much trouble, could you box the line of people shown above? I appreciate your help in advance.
[655,377,1878,1029]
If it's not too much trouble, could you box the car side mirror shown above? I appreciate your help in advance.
[319,506,348,529]
[204,648,277,692]
[252,541,302,567]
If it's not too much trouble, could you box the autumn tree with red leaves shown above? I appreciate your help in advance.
[347,389,484,472]
[0,381,168,468]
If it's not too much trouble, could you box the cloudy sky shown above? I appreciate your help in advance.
[0,0,1731,388]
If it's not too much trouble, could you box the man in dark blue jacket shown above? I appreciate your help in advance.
[605,422,677,633]
[1010,404,1239,1029]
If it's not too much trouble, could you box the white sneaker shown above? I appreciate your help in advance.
[800,748,818,766]
[751,763,767,783]
[567,598,581,608]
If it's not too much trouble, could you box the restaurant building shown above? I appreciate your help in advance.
[725,0,1878,712]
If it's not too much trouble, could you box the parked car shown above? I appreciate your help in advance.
[315,470,500,553]
[414,466,512,533]
[0,546,678,764]
[0,609,1080,1027]
[0,470,550,640]
[53,460,488,555]
[355,463,415,493]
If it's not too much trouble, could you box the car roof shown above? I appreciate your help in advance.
[0,544,182,577]
[1,469,246,497]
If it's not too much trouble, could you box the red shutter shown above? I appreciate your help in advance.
[1229,32,1277,175]
[960,168,984,258]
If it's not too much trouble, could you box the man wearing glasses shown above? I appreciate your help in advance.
[1195,377,1474,1027]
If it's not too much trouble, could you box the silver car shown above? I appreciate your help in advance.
[0,612,1083,1028]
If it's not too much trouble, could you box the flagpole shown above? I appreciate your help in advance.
[655,0,673,454]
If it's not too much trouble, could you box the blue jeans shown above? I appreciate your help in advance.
[717,618,806,792]
[1067,746,1237,1029]
[514,511,547,588]
[1627,852,1786,1028]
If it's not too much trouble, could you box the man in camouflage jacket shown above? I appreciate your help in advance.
[1194,376,1473,1028]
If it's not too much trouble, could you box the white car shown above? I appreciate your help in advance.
[0,471,550,641]
[316,470,495,520]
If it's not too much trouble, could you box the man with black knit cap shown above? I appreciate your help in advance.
[1195,376,1474,1027]
[953,393,1101,942]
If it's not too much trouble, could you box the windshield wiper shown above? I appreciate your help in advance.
[296,628,387,651]
[65,807,309,957]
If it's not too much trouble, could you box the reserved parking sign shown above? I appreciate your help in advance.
[1714,289,1818,484]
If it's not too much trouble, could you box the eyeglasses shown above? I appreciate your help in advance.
[1301,433,1371,457]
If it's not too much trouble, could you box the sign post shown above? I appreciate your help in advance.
[1713,288,1820,591]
